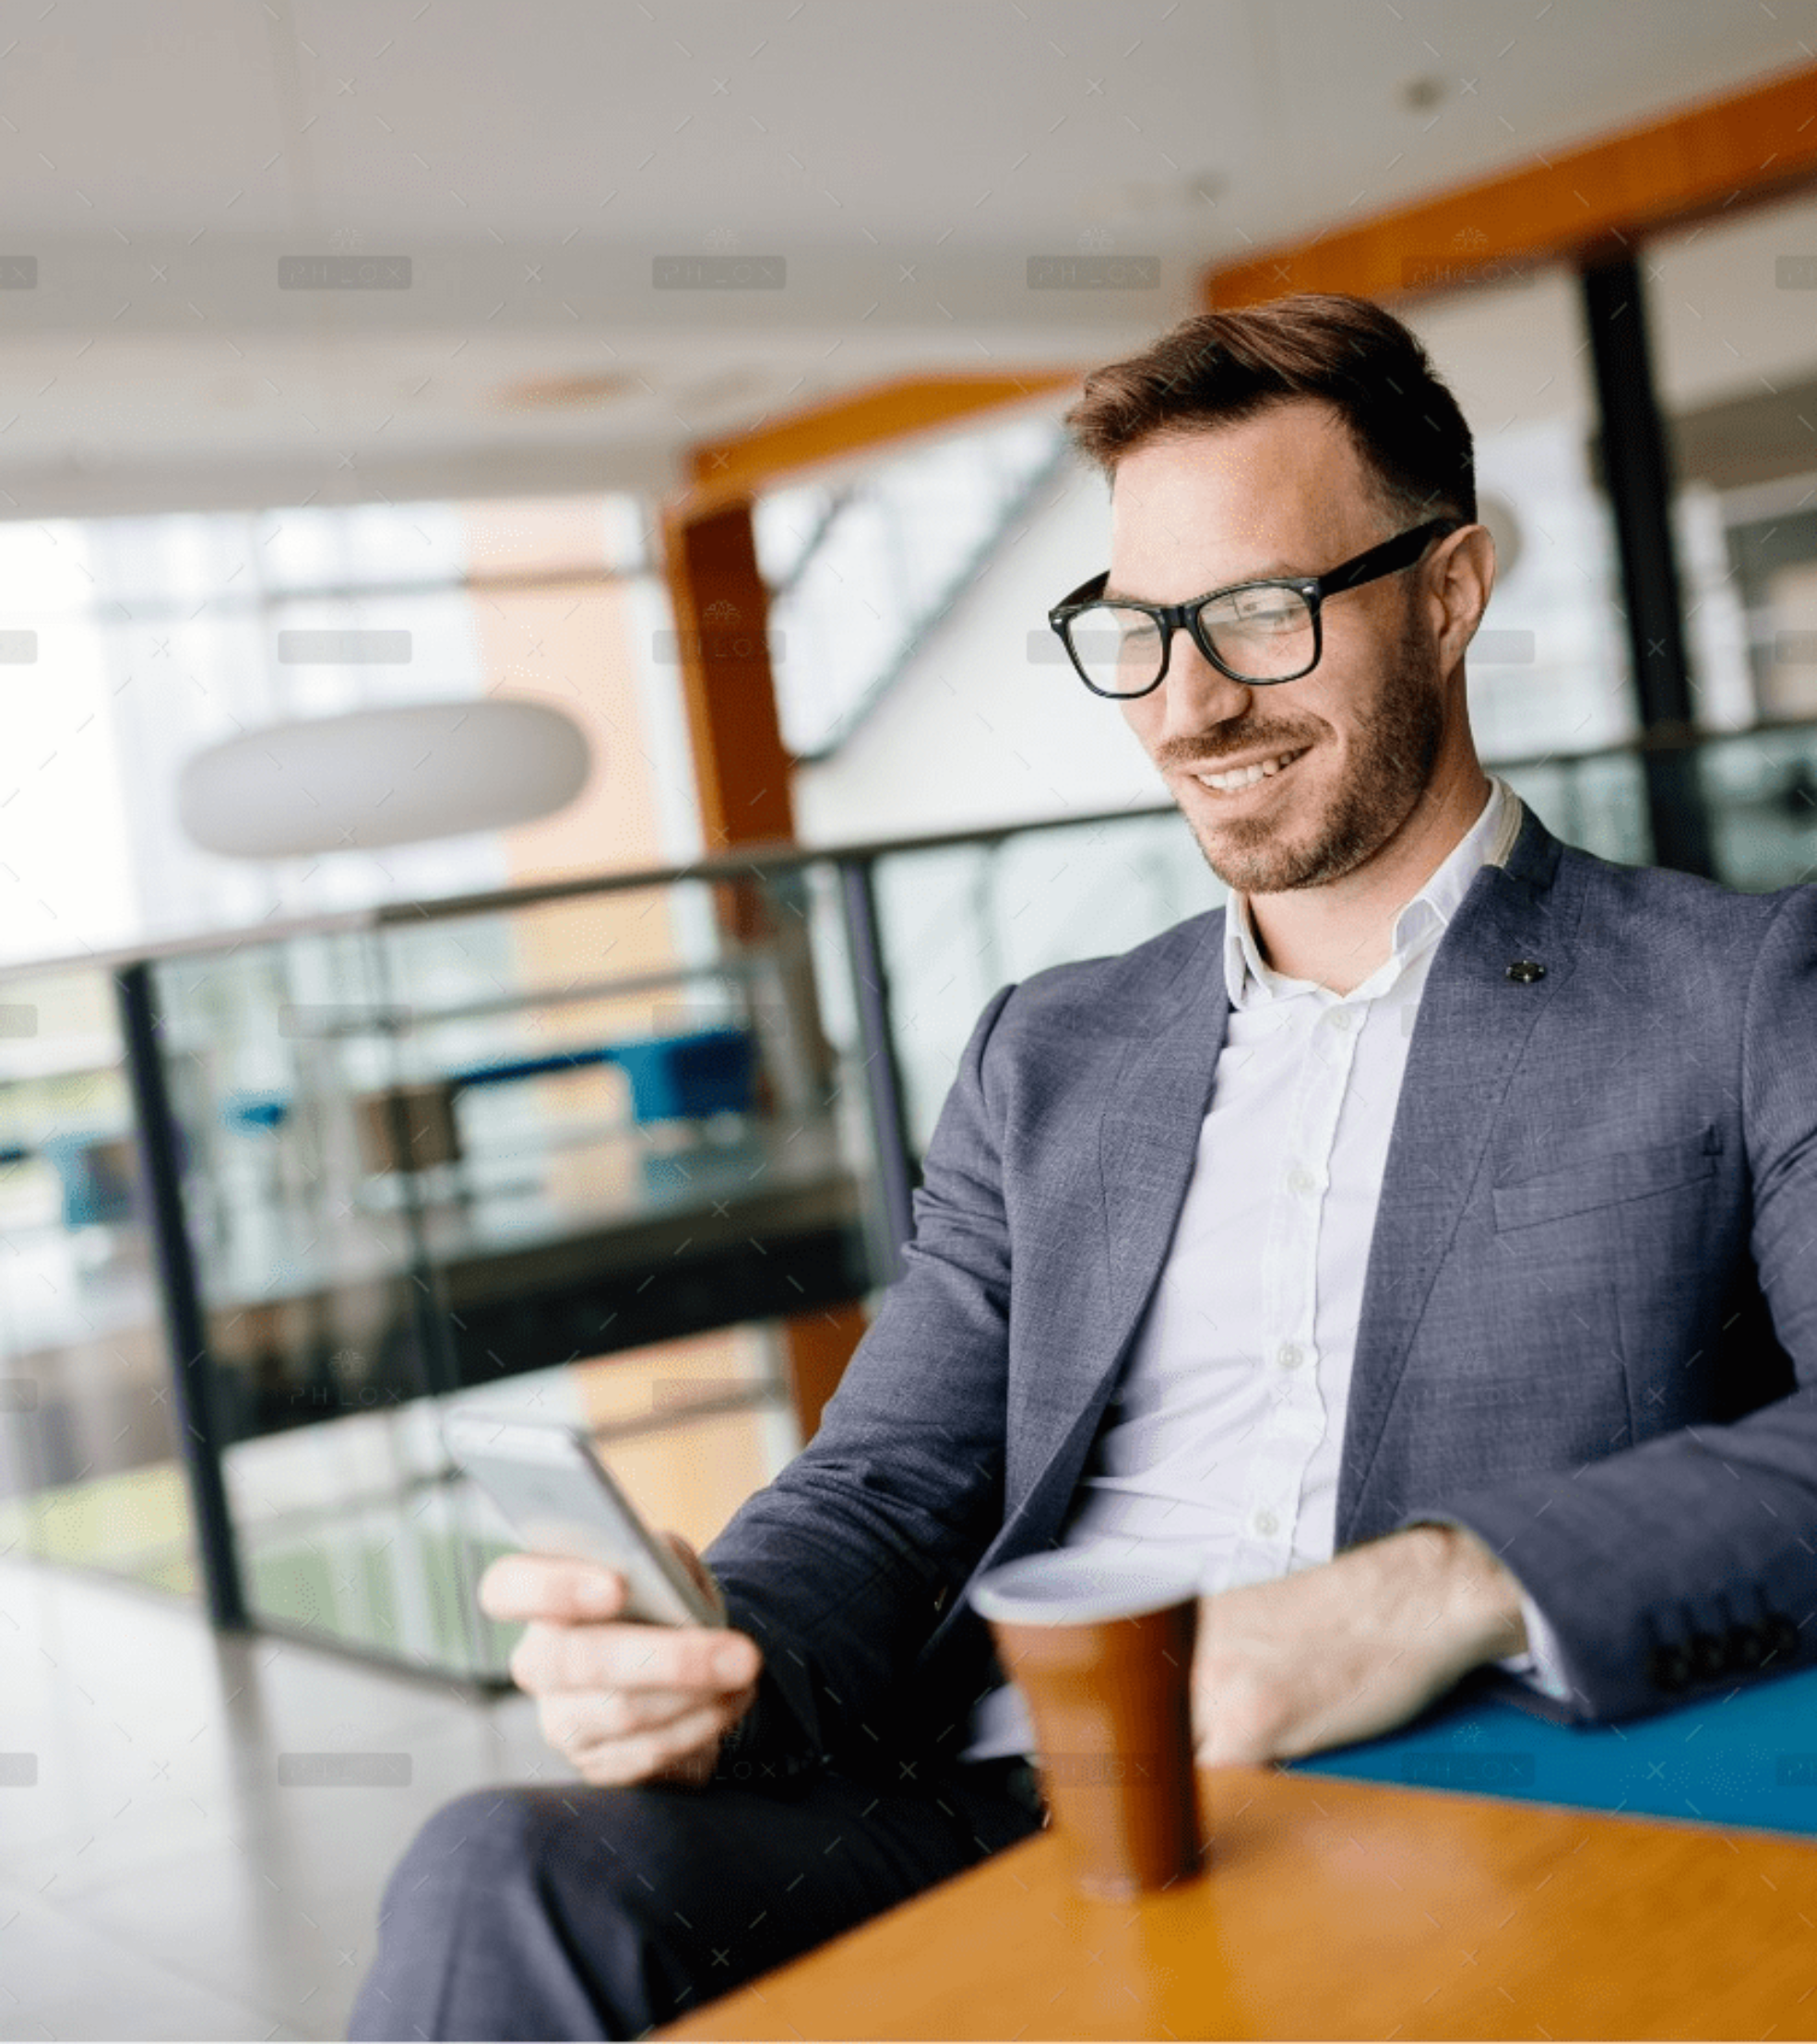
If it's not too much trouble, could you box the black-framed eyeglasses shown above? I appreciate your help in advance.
[1047,516,1464,696]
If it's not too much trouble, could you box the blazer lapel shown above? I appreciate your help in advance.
[994,910,1229,1527]
[919,908,1229,1681]
[1097,939,1232,1368]
[1335,802,1577,1543]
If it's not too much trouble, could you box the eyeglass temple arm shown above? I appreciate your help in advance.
[1318,516,1465,596]
[1055,517,1464,617]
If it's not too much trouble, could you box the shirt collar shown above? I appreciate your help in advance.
[1221,774,1520,1009]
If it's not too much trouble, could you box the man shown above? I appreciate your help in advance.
[349,294,1817,2042]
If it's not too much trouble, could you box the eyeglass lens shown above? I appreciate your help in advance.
[1066,584,1316,693]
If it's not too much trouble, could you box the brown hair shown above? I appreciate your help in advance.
[1063,292,1476,527]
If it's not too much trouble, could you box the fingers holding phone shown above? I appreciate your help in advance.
[450,1412,763,1787]
[480,1549,763,1788]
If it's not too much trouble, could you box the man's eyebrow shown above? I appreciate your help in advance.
[1101,560,1303,604]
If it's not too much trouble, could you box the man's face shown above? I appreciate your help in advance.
[1107,400,1453,897]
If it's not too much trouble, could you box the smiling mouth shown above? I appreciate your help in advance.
[1189,746,1310,794]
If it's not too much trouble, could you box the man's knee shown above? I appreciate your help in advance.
[353,1768,1023,2040]
[355,1782,680,2040]
[383,1780,681,1925]
[383,1785,545,1910]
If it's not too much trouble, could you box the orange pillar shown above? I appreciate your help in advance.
[660,497,794,853]
[660,493,869,1442]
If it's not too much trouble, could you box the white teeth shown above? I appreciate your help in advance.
[1195,748,1303,792]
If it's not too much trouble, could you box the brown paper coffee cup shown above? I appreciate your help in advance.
[970,1553,1206,1897]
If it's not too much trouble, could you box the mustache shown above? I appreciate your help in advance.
[1154,731,1314,772]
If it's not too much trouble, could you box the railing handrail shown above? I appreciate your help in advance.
[1,710,1810,987]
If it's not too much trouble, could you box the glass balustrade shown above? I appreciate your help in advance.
[0,967,196,1592]
[1,730,1811,1681]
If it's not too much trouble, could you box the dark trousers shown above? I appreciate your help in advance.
[345,1755,1044,2041]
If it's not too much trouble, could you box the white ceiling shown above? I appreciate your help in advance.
[1,0,1813,517]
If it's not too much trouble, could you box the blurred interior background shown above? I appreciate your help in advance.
[4,3,1817,2035]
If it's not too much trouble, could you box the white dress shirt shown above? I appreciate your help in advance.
[960,774,1571,1765]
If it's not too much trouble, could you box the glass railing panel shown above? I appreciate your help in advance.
[985,812,1223,984]
[872,810,1220,1153]
[0,966,196,1593]
[138,860,883,1673]
[1492,748,1654,869]
[9,728,1814,1679]
[1699,723,1817,892]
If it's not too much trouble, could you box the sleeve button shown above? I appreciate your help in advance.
[1649,1644,1692,1692]
[1724,1624,1766,1671]
[1688,1631,1727,1680]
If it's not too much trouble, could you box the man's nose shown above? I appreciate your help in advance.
[1152,626,1254,744]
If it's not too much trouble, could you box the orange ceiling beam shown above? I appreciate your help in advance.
[678,370,1079,513]
[1203,59,1817,310]
[669,66,1817,506]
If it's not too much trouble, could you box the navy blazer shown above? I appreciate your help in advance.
[707,800,1817,1787]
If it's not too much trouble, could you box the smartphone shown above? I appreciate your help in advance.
[444,1408,723,1629]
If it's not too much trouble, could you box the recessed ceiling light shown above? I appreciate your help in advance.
[495,371,647,410]
[674,368,790,411]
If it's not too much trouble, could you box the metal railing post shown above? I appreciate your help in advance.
[113,961,248,1630]
[1581,254,1716,879]
[837,857,918,1285]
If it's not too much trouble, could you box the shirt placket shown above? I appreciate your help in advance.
[1232,988,1363,1586]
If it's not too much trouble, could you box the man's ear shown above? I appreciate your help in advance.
[1433,522,1496,671]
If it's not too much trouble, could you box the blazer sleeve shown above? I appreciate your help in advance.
[706,980,1022,1781]
[1490,1585,1574,1703]
[1391,884,1817,1724]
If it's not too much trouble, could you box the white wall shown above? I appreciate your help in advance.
[793,463,1167,847]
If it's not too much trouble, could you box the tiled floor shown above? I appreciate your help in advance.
[0,1554,563,2041]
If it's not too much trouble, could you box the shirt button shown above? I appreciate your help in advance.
[1252,1508,1280,1539]
[1287,1163,1318,1196]
[1325,1007,1355,1031]
[1276,1341,1306,1372]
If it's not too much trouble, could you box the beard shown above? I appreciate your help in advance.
[1179,605,1445,897]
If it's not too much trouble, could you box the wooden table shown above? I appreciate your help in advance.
[654,1761,1817,2039]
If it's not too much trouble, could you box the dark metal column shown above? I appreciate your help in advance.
[837,857,918,1285]
[113,961,248,1630]
[1580,254,1716,878]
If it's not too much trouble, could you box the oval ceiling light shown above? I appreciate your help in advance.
[177,697,592,858]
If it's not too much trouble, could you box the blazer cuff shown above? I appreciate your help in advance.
[713,1666,825,1791]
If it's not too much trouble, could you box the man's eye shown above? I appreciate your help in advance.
[1212,589,1306,633]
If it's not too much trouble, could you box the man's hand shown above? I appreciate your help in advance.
[1190,1524,1527,1768]
[479,1531,763,1790]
